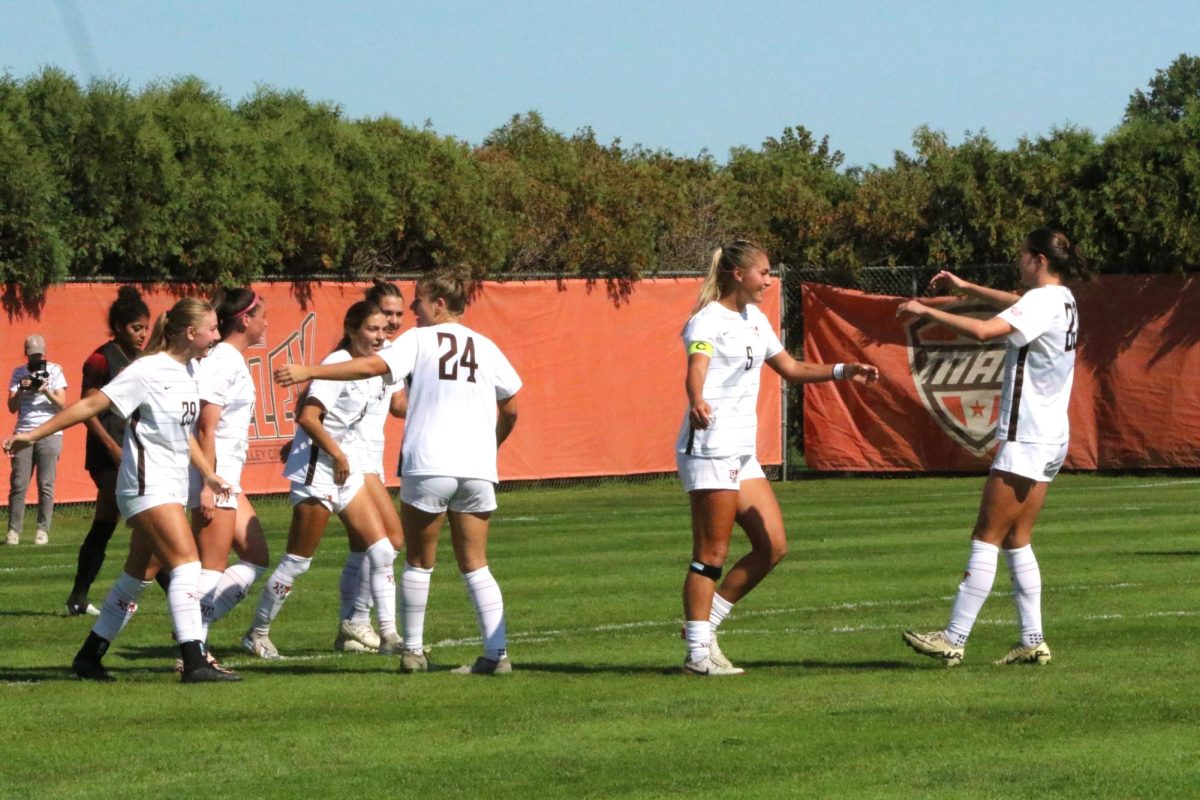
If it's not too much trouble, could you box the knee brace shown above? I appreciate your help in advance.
[688,560,723,581]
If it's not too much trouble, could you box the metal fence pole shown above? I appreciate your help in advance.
[779,261,788,482]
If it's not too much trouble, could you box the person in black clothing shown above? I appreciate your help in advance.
[65,287,150,616]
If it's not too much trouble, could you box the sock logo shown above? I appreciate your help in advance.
[271,580,293,598]
[117,600,138,613]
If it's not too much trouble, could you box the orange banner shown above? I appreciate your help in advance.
[3,280,781,504]
[803,277,1200,471]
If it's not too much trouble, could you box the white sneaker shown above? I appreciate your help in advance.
[708,633,743,673]
[242,629,281,659]
[683,654,745,676]
[994,641,1052,665]
[333,620,380,653]
[5,530,18,545]
[902,630,965,666]
[34,530,48,545]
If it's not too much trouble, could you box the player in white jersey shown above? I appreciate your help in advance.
[4,298,238,683]
[184,288,272,662]
[332,280,408,654]
[676,241,878,676]
[274,267,522,675]
[242,300,399,660]
[896,227,1090,667]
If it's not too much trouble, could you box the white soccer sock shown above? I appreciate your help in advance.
[462,566,506,660]
[1005,545,1044,646]
[93,572,153,642]
[945,540,1000,647]
[167,561,204,644]
[338,551,366,621]
[685,620,711,663]
[401,564,433,653]
[207,561,265,627]
[365,538,397,637]
[197,568,223,639]
[709,592,734,633]
[250,554,311,635]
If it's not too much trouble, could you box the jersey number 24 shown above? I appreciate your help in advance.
[437,332,479,383]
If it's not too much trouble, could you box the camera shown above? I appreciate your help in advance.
[23,368,49,392]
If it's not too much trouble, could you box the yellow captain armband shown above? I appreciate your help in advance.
[688,341,714,356]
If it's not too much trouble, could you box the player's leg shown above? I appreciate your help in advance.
[446,480,508,674]
[995,477,1052,664]
[683,488,738,673]
[67,468,121,615]
[398,498,446,671]
[72,526,157,681]
[339,490,398,650]
[207,494,268,632]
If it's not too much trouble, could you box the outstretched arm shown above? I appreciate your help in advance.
[274,354,389,387]
[3,391,113,454]
[929,270,1021,310]
[765,351,880,385]
[896,300,1015,342]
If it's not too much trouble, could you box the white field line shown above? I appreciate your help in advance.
[0,563,76,574]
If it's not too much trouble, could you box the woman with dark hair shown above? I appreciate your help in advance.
[241,301,399,660]
[898,228,1089,667]
[274,267,522,675]
[65,286,150,616]
[5,298,237,683]
[186,288,272,654]
[676,240,877,676]
[333,279,408,654]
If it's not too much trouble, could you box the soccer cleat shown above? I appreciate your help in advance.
[34,530,48,545]
[994,641,1052,666]
[399,649,429,674]
[682,654,745,676]
[333,620,381,653]
[902,630,964,666]
[241,629,281,660]
[451,655,512,675]
[72,654,115,682]
[181,663,243,683]
[377,632,404,655]
[175,649,235,675]
[5,530,18,545]
[708,633,743,673]
[65,602,101,617]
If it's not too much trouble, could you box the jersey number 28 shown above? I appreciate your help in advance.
[437,332,479,383]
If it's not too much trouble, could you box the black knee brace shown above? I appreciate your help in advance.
[688,560,723,581]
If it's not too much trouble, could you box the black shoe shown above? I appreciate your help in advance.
[72,655,115,682]
[180,663,243,683]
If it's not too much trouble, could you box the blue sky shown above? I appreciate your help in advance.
[3,1,1198,168]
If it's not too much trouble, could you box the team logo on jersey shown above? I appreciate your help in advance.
[903,302,1006,456]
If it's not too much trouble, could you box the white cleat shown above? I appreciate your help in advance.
[333,620,380,653]
[707,633,743,674]
[451,655,512,675]
[994,641,1052,665]
[683,654,745,676]
[34,530,48,545]
[902,630,964,666]
[242,629,281,660]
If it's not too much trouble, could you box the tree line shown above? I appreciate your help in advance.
[2,55,1198,292]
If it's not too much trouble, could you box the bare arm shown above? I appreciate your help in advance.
[81,387,123,463]
[6,389,17,414]
[296,400,351,485]
[389,389,408,419]
[765,351,880,385]
[188,434,231,502]
[193,401,223,519]
[274,354,389,387]
[896,300,1015,342]
[684,353,714,429]
[929,270,1021,310]
[43,385,67,410]
[3,392,112,454]
[496,393,519,447]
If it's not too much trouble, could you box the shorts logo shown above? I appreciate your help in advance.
[904,302,1006,456]
[729,469,739,482]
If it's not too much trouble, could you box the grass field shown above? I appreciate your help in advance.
[2,473,1198,799]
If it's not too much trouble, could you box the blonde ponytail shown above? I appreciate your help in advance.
[686,240,765,321]
[140,297,214,358]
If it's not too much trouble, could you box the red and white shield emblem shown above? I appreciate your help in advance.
[903,302,1006,456]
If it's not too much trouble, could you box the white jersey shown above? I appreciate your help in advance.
[995,284,1077,445]
[675,302,784,458]
[101,352,199,498]
[192,342,256,464]
[352,337,404,475]
[9,361,67,434]
[283,349,384,487]
[381,323,521,483]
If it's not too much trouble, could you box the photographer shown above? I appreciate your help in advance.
[7,335,67,545]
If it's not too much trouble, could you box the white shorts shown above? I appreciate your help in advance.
[400,475,497,514]
[676,452,766,493]
[289,473,365,514]
[352,446,385,478]
[991,440,1068,483]
[187,458,245,511]
[117,487,188,520]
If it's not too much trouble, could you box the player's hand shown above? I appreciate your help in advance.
[929,270,969,295]
[204,473,232,502]
[274,363,311,387]
[689,401,714,430]
[3,434,32,455]
[847,364,880,385]
[896,299,930,318]
[332,453,350,485]
[198,485,216,523]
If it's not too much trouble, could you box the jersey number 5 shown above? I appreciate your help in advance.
[437,332,479,383]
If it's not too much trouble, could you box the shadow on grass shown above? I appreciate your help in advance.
[0,609,71,618]
[1132,551,1200,557]
[478,661,679,676]
[0,667,77,683]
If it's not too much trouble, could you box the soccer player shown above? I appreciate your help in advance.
[241,300,399,660]
[274,267,521,676]
[187,288,272,655]
[4,298,238,683]
[896,228,1089,666]
[677,240,878,676]
[333,279,408,654]
[7,334,68,546]
[65,286,150,616]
